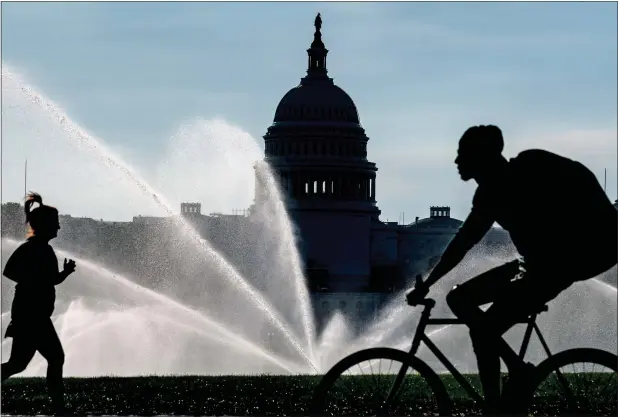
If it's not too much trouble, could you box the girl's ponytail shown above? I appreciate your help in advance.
[24,192,57,237]
[24,192,43,225]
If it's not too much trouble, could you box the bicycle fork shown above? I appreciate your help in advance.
[381,305,432,410]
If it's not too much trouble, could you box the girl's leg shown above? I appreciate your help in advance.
[1,330,37,381]
[35,319,66,412]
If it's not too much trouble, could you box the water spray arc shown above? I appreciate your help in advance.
[1,238,302,375]
[253,160,317,364]
[1,67,317,372]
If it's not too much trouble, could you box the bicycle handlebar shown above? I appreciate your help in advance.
[405,274,436,308]
[409,298,436,308]
[416,298,436,308]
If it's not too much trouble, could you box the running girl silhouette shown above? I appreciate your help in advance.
[2,192,77,414]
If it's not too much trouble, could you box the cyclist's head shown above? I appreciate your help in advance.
[24,192,60,240]
[455,125,504,182]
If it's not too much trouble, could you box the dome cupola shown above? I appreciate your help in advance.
[272,13,360,125]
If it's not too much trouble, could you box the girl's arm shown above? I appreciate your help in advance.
[53,256,75,285]
[54,269,71,285]
[51,251,63,285]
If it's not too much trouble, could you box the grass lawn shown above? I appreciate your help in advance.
[1,374,615,416]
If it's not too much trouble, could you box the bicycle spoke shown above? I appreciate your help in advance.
[318,355,445,415]
[530,358,616,416]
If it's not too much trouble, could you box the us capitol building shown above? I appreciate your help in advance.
[182,14,514,325]
[7,15,608,330]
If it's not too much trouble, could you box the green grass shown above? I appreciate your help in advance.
[1,374,615,416]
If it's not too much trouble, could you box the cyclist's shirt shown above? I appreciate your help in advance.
[461,149,617,276]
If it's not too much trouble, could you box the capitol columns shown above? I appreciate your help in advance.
[363,175,369,201]
[371,174,376,201]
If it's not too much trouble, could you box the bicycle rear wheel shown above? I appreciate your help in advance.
[526,348,617,416]
[311,347,452,416]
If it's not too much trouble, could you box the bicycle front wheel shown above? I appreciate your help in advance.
[311,347,452,416]
[526,348,617,416]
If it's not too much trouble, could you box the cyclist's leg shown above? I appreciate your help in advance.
[475,274,571,410]
[449,256,612,411]
[446,260,522,409]
[446,259,521,309]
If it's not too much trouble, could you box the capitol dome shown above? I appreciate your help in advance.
[274,81,360,124]
[272,13,360,125]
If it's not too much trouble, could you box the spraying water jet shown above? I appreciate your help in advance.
[1,67,318,372]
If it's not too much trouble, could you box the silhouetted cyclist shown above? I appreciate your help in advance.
[406,125,618,415]
[2,192,77,415]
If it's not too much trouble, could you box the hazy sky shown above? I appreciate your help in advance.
[2,2,617,222]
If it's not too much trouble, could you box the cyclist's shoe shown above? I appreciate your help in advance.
[500,362,537,415]
[502,362,535,389]
[511,362,536,386]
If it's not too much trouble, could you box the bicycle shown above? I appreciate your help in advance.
[311,277,617,416]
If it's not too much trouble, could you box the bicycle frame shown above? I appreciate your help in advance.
[385,298,556,406]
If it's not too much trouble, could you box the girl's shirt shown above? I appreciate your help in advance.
[3,236,59,320]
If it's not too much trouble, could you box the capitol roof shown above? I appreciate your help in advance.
[272,13,360,126]
[405,206,463,229]
[410,216,463,229]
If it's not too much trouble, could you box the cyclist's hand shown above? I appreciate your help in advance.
[406,274,429,306]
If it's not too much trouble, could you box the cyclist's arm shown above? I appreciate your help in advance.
[424,204,494,288]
